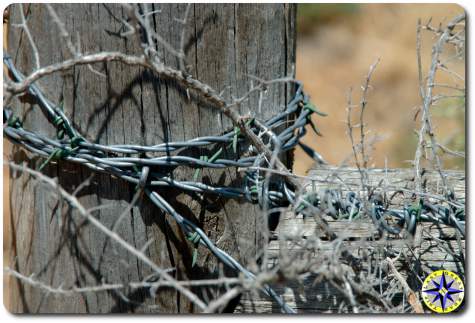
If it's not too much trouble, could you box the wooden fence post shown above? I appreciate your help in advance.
[6,3,296,313]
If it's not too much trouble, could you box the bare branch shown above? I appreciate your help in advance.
[204,287,243,313]
[359,58,380,170]
[386,257,424,313]
[46,4,77,57]
[4,267,246,296]
[413,13,465,194]
[6,162,207,311]
[11,4,40,69]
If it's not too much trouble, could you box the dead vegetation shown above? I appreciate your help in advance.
[3,4,465,313]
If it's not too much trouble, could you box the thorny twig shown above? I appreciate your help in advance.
[3,5,466,313]
[386,257,424,313]
[414,14,465,194]
[346,59,380,189]
[359,58,380,171]
[345,58,380,219]
[4,267,250,295]
[6,162,208,311]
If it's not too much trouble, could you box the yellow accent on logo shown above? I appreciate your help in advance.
[421,270,464,313]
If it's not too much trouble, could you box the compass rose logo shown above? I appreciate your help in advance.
[421,270,464,313]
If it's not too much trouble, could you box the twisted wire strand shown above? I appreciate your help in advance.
[3,55,465,313]
[4,54,305,313]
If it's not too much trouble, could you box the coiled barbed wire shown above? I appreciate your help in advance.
[3,55,465,313]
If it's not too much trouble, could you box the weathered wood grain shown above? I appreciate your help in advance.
[5,4,465,314]
[237,167,465,313]
[6,3,296,313]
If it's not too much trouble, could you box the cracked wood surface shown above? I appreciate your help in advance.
[6,3,296,313]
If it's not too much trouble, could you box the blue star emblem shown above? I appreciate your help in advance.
[423,272,463,310]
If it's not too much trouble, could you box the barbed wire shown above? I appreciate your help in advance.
[3,53,465,313]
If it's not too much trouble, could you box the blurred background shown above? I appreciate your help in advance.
[293,3,465,175]
[2,3,466,310]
